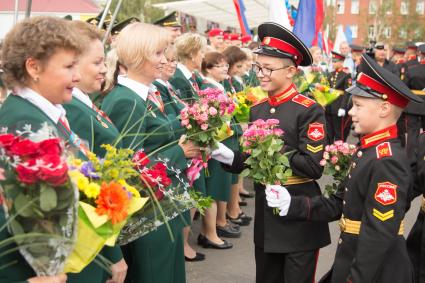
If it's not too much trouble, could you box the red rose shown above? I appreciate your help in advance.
[152,162,166,172]
[0,134,17,150]
[140,170,158,188]
[38,138,62,156]
[154,189,164,201]
[38,154,69,186]
[9,139,39,158]
[16,159,38,184]
[133,150,150,170]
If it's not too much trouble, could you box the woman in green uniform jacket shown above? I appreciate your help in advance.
[0,16,82,283]
[169,33,207,103]
[101,23,200,283]
[63,21,127,283]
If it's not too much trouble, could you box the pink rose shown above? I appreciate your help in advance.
[208,107,218,116]
[201,124,208,131]
[331,156,338,164]
[319,159,327,166]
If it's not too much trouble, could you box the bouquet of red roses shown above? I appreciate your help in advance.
[0,125,78,276]
[320,140,357,196]
[180,87,235,177]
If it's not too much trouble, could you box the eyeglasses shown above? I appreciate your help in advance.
[252,63,291,77]
[213,64,229,69]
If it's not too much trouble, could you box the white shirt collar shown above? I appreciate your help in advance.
[149,84,157,93]
[155,79,167,87]
[16,87,66,124]
[117,75,149,101]
[233,75,243,84]
[205,77,225,92]
[177,63,193,80]
[72,88,93,108]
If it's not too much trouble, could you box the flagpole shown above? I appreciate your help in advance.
[98,0,113,29]
[102,0,124,45]
[13,0,19,25]
[25,0,32,18]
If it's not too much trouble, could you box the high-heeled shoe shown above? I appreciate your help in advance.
[198,235,233,249]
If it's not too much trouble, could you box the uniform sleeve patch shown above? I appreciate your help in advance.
[372,208,394,221]
[291,94,315,108]
[376,142,393,159]
[307,122,325,141]
[306,144,323,153]
[374,182,397,205]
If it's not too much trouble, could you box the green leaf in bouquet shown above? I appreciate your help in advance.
[9,219,24,240]
[284,169,293,176]
[40,184,57,212]
[278,155,290,167]
[240,169,250,178]
[14,193,34,217]
[259,159,269,169]
[276,172,286,180]
[251,148,262,158]
[253,172,264,180]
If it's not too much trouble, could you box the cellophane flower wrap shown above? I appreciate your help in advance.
[116,149,201,245]
[65,145,147,273]
[293,69,342,106]
[180,87,235,177]
[233,86,268,123]
[240,119,292,185]
[0,123,78,276]
[320,140,357,196]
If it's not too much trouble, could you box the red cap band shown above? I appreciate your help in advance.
[262,36,303,65]
[357,72,408,108]
[230,33,241,41]
[332,53,345,60]
[241,35,252,43]
[208,28,223,37]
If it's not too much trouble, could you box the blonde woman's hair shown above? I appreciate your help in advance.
[115,22,169,73]
[309,46,321,55]
[68,20,104,52]
[174,33,207,63]
[103,48,120,92]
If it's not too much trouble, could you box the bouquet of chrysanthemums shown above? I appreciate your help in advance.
[181,87,235,177]
[320,140,357,196]
[65,145,147,272]
[233,86,268,123]
[0,123,79,276]
[240,119,292,185]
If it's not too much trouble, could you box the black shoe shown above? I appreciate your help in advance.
[197,233,206,245]
[239,200,248,206]
[239,191,255,198]
[185,252,206,262]
[226,220,240,231]
[201,237,233,249]
[216,224,241,238]
[227,213,251,226]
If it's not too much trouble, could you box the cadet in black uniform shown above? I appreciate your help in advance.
[264,54,422,283]
[211,22,330,283]
[405,44,425,283]
[325,51,352,143]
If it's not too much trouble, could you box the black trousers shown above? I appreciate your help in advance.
[407,210,425,283]
[255,246,319,283]
[405,114,422,161]
[326,113,351,143]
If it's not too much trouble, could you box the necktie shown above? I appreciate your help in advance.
[92,103,112,124]
[148,90,164,112]
[58,116,90,157]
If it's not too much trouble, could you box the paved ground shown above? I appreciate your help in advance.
[186,175,421,283]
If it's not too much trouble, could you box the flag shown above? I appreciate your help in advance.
[269,0,292,30]
[333,25,348,52]
[345,25,353,44]
[293,0,324,47]
[233,0,252,36]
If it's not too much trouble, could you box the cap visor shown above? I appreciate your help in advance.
[346,85,379,99]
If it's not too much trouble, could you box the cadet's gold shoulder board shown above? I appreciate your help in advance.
[372,208,394,221]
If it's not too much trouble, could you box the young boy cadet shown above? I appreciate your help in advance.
[211,22,330,283]
[265,54,422,283]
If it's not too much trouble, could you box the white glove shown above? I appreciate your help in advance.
[211,142,234,165]
[265,184,291,216]
[337,108,346,117]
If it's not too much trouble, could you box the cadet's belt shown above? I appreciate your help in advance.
[284,176,314,186]
[421,197,425,212]
[339,217,404,235]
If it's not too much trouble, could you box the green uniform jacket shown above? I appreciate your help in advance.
[169,68,199,103]
[0,95,83,283]
[64,95,124,282]
[102,84,188,283]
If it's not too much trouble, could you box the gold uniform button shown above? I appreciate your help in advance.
[270,108,276,114]
[343,200,346,205]
[349,174,351,179]
[345,187,348,192]
[338,238,342,244]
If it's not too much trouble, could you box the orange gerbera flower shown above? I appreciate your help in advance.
[95,182,130,224]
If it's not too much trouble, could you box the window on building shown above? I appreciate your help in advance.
[399,27,407,38]
[385,1,393,14]
[350,25,358,38]
[383,27,392,38]
[368,25,376,38]
[401,1,409,15]
[337,0,345,14]
[351,0,359,14]
[417,0,425,14]
[369,0,377,14]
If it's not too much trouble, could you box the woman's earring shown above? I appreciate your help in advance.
[34,77,39,83]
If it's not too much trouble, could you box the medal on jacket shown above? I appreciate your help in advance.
[270,108,276,114]
[96,114,109,128]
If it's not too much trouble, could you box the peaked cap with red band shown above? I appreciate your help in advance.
[208,28,224,37]
[255,22,312,66]
[346,54,422,108]
[331,51,345,61]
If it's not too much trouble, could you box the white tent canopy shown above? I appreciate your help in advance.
[153,0,268,29]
